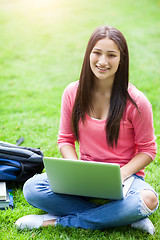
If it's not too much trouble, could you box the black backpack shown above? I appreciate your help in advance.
[0,140,44,182]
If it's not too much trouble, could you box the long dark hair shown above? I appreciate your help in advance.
[72,25,137,147]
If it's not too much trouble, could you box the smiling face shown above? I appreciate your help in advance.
[89,38,120,82]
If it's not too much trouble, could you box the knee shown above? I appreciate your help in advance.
[23,176,35,202]
[140,190,158,211]
[23,173,50,205]
[23,174,41,203]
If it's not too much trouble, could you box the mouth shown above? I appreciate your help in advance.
[96,66,110,72]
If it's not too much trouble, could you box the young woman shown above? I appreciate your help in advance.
[15,26,159,234]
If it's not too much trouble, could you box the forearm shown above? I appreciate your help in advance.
[60,145,78,159]
[120,153,153,182]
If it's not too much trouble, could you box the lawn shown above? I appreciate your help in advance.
[0,0,160,239]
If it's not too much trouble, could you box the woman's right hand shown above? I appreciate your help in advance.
[60,145,78,159]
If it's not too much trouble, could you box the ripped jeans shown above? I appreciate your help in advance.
[23,173,159,230]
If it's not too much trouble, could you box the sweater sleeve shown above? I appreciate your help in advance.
[57,82,77,150]
[129,92,157,160]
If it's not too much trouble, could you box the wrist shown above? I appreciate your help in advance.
[120,167,131,183]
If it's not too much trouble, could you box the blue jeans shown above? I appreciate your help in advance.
[23,173,158,230]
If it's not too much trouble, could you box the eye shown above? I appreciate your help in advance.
[108,54,116,58]
[92,51,101,55]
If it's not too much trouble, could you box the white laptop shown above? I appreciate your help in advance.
[43,157,134,200]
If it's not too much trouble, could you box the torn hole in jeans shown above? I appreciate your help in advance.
[139,189,159,217]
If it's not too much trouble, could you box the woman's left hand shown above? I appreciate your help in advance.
[120,153,153,183]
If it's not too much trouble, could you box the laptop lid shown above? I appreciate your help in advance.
[43,157,124,200]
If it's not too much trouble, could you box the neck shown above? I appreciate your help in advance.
[94,77,114,95]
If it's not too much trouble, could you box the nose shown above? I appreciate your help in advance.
[98,54,108,66]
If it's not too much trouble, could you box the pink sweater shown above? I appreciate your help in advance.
[58,81,157,178]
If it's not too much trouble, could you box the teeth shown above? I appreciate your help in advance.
[97,66,109,71]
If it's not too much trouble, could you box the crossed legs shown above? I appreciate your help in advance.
[20,173,158,230]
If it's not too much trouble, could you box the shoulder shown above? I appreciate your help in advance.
[126,84,153,121]
[62,80,79,106]
[63,81,79,96]
[128,83,152,108]
[64,80,79,91]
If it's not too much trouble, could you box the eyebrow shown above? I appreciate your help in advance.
[93,48,118,53]
[108,50,118,53]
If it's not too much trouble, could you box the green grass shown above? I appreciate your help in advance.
[0,0,160,239]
